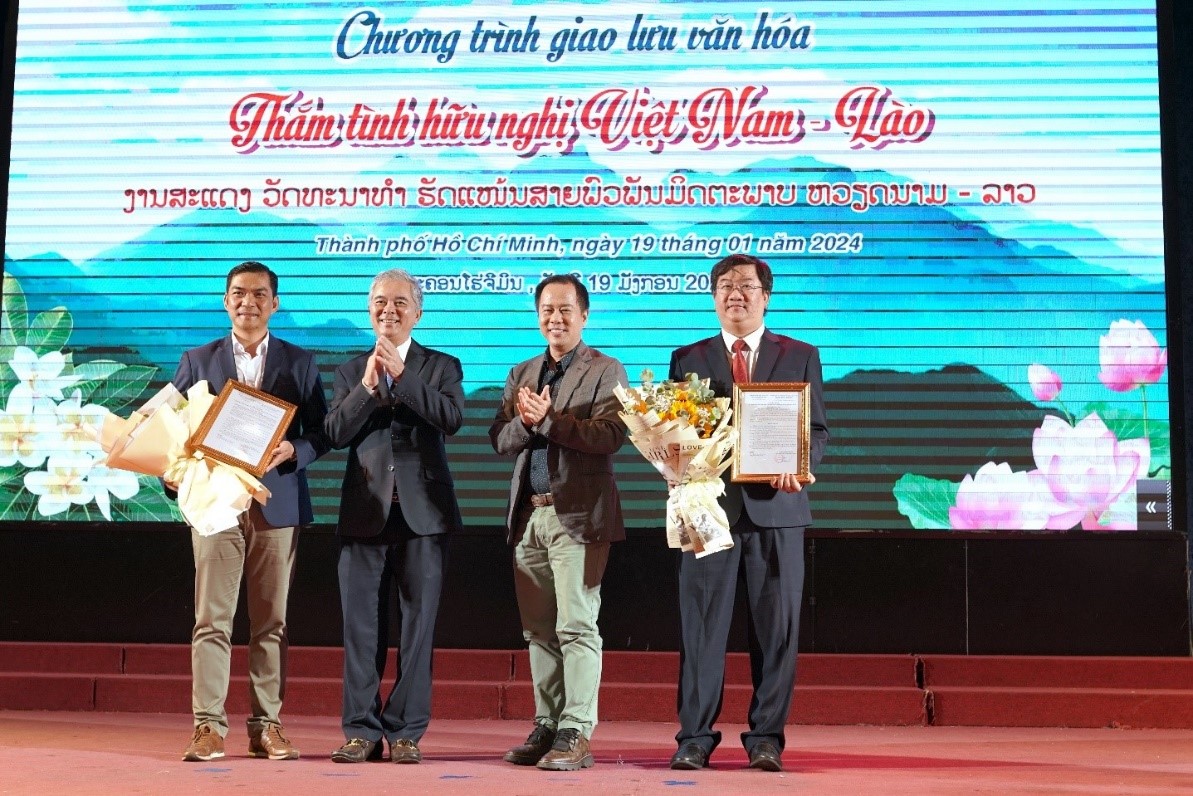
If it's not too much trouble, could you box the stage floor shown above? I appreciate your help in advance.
[2,712,1192,794]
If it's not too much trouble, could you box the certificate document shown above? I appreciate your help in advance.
[189,380,297,477]
[731,382,811,483]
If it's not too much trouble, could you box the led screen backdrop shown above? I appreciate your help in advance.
[0,1,1171,531]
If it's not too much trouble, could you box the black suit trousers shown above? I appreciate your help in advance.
[337,509,447,743]
[675,515,805,754]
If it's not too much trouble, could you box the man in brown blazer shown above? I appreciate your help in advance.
[489,274,628,772]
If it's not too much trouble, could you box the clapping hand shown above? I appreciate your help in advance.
[363,337,404,391]
[517,384,551,428]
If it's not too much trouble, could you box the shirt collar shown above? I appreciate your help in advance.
[396,337,413,362]
[231,332,270,358]
[721,326,765,352]
[545,345,579,372]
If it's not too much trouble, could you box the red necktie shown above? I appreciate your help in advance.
[732,339,750,384]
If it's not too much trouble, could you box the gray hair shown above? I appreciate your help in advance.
[369,268,423,311]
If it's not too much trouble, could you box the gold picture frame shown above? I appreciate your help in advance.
[731,381,812,483]
[188,380,296,478]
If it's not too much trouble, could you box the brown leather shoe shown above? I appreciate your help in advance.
[504,723,556,766]
[390,738,422,764]
[182,723,225,762]
[331,738,381,763]
[536,728,594,771]
[249,724,300,760]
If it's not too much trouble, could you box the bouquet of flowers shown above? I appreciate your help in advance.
[90,380,269,535]
[614,370,736,557]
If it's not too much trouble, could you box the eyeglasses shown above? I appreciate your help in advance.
[715,282,763,295]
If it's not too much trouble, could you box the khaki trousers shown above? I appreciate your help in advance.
[191,504,298,738]
[513,505,609,739]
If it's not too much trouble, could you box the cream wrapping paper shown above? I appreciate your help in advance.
[91,381,269,536]
[615,381,736,558]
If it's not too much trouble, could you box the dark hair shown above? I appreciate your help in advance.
[225,261,279,295]
[534,273,589,312]
[710,253,773,295]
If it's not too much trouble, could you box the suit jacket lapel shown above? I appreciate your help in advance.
[260,337,287,394]
[553,342,589,410]
[752,331,783,384]
[390,341,426,405]
[701,335,734,395]
[405,340,427,380]
[213,337,237,390]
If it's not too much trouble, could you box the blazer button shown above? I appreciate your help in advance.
[387,465,395,471]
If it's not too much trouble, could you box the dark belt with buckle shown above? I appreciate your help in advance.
[528,493,553,508]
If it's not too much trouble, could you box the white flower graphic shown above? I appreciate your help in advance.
[9,346,82,406]
[52,390,107,456]
[23,454,94,518]
[83,463,140,521]
[0,384,56,468]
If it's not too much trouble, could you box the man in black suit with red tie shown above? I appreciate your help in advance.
[667,253,829,773]
[324,269,464,765]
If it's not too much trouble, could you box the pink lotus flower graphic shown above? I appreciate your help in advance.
[1097,320,1166,392]
[1027,364,1062,402]
[948,462,1051,530]
[1032,413,1149,530]
[905,320,1167,534]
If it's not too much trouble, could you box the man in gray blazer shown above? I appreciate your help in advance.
[668,253,829,773]
[174,261,330,763]
[325,269,464,765]
[490,274,628,772]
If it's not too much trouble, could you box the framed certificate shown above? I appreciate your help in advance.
[188,380,297,477]
[731,382,812,483]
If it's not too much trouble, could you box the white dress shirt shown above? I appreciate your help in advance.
[388,338,413,388]
[232,333,269,389]
[720,326,765,381]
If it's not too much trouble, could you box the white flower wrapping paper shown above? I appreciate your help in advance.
[91,381,269,535]
[614,381,737,558]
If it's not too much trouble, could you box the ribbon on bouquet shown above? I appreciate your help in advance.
[614,380,737,558]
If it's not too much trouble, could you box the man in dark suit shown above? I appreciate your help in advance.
[667,253,829,773]
[174,261,330,763]
[490,274,628,772]
[325,268,464,765]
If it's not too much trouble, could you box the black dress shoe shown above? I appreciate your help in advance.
[748,741,783,772]
[331,738,381,763]
[669,743,709,770]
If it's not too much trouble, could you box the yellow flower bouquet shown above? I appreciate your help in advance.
[614,370,736,557]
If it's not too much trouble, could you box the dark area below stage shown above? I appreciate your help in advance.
[0,526,1186,656]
